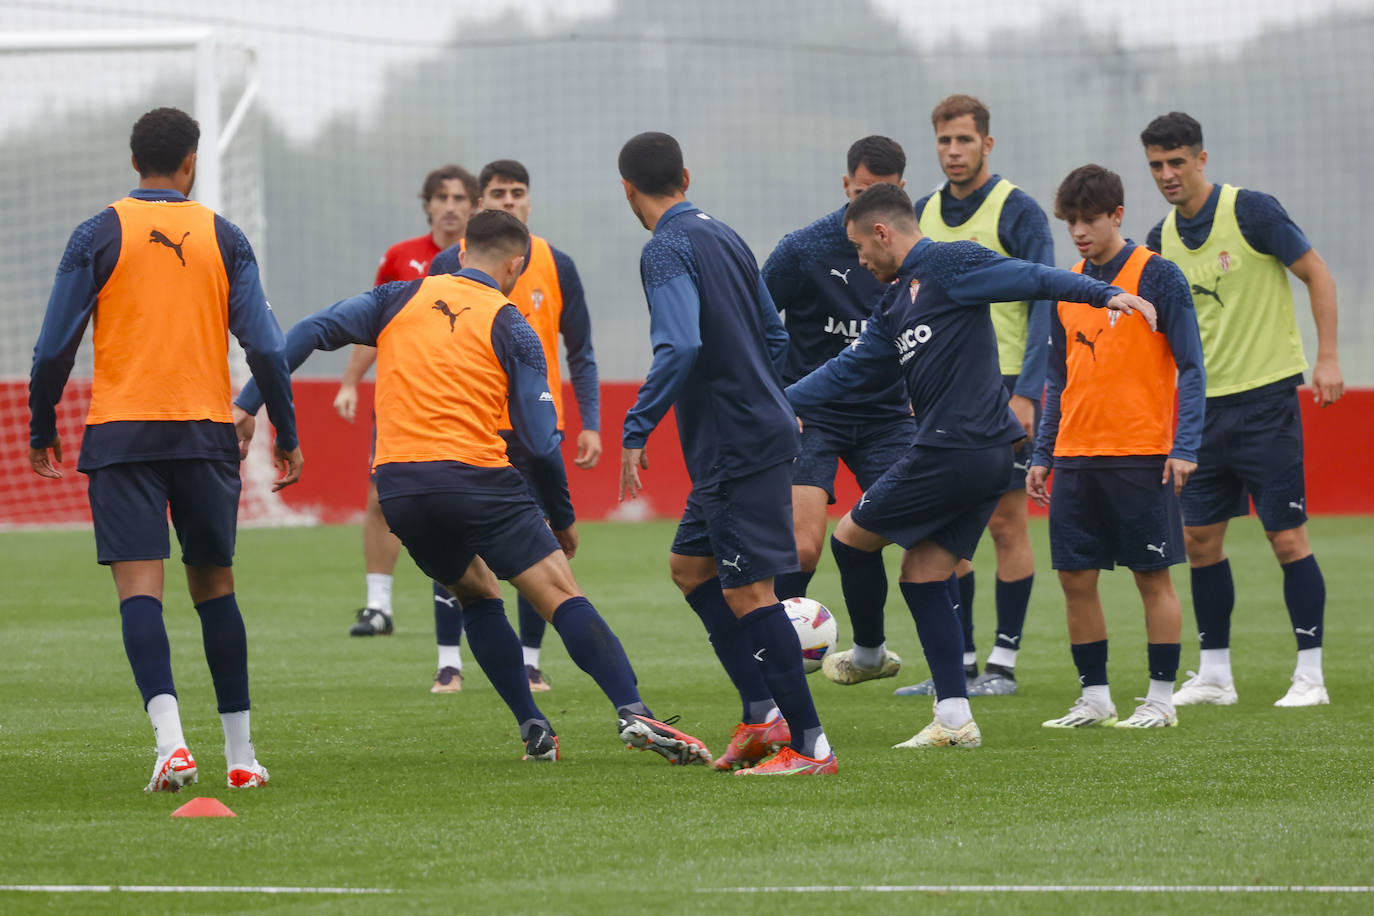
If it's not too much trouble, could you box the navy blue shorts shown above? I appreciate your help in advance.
[1180,387,1307,531]
[501,431,547,514]
[380,477,560,584]
[851,444,1011,558]
[85,459,240,566]
[1049,464,1186,571]
[792,416,916,502]
[1003,373,1040,494]
[671,461,799,589]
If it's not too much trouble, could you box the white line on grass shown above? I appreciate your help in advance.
[708,885,1374,894]
[0,885,393,895]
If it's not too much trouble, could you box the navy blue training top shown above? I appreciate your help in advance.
[622,201,798,486]
[787,239,1127,450]
[761,204,913,427]
[235,268,573,528]
[1033,242,1207,470]
[912,175,1055,400]
[29,188,296,470]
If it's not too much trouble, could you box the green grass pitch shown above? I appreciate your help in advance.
[1,517,1371,914]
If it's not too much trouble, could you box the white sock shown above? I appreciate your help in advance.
[986,646,1018,669]
[147,694,185,757]
[221,710,254,767]
[851,642,886,670]
[935,697,972,728]
[1197,648,1232,685]
[962,651,977,667]
[811,732,832,759]
[1083,684,1113,710]
[365,574,393,614]
[1146,678,1175,707]
[522,645,541,668]
[437,644,462,670]
[1295,647,1323,682]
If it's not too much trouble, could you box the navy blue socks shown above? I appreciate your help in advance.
[518,594,547,650]
[121,595,174,707]
[830,535,888,648]
[1071,639,1110,687]
[738,602,823,756]
[993,574,1033,652]
[1282,554,1325,649]
[899,581,968,699]
[552,596,642,712]
[433,581,464,647]
[194,593,250,713]
[1190,559,1235,650]
[685,579,774,723]
[461,598,544,726]
[773,569,815,601]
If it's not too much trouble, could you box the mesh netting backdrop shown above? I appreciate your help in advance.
[2,0,1371,401]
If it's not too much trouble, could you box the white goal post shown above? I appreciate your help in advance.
[0,29,304,528]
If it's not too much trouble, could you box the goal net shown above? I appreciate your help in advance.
[0,30,303,528]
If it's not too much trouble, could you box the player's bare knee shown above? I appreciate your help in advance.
[1131,567,1176,598]
[796,539,823,573]
[1183,524,1225,566]
[1265,525,1311,564]
[669,553,715,594]
[185,563,234,604]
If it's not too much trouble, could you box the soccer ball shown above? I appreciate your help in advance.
[783,597,838,674]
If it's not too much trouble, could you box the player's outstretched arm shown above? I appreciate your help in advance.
[1288,248,1343,406]
[333,345,378,422]
[1105,293,1157,331]
[785,311,898,414]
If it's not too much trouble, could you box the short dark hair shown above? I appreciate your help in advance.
[931,94,990,136]
[1054,164,1125,222]
[618,132,686,197]
[464,209,530,259]
[478,159,531,195]
[1140,112,1204,151]
[129,107,199,178]
[847,135,905,179]
[843,181,917,231]
[419,164,479,206]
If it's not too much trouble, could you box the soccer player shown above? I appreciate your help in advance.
[759,136,915,687]
[332,165,479,694]
[1029,164,1205,729]
[787,183,1155,749]
[27,107,301,792]
[898,94,1054,698]
[1140,112,1345,707]
[617,131,835,775]
[235,209,710,765]
[429,159,602,692]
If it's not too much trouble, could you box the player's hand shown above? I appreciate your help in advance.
[1106,293,1157,331]
[1163,457,1197,496]
[272,445,304,491]
[574,430,602,469]
[1026,464,1051,508]
[619,446,649,501]
[233,405,255,460]
[1311,356,1344,407]
[28,437,63,479]
[333,382,358,422]
[554,523,578,558]
[1008,394,1036,438]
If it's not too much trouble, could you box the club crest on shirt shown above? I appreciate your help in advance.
[1217,251,1231,273]
[908,278,921,302]
[530,289,545,311]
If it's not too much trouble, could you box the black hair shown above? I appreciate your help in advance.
[1054,164,1125,221]
[1140,112,1204,151]
[478,159,531,195]
[846,135,905,179]
[129,107,199,178]
[617,132,686,197]
[464,208,530,258]
[843,181,917,230]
